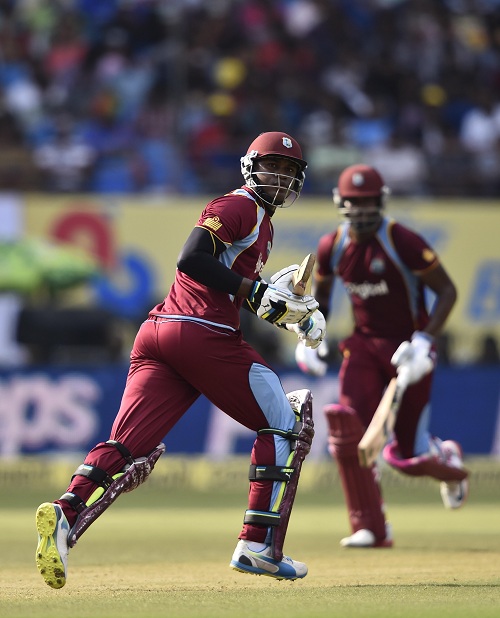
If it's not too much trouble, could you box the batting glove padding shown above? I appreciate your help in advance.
[270,263,300,291]
[250,280,319,325]
[295,339,329,376]
[286,309,326,349]
[391,331,434,388]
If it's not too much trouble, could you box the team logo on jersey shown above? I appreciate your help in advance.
[282,137,293,148]
[345,279,389,300]
[202,216,222,231]
[267,241,272,256]
[422,248,436,263]
[369,258,385,274]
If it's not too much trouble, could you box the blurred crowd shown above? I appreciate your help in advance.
[0,0,500,198]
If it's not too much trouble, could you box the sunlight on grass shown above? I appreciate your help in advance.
[1,458,499,617]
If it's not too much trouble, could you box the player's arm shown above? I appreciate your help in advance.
[313,272,335,320]
[312,232,338,319]
[178,227,317,324]
[391,235,457,387]
[177,226,254,296]
[419,263,457,338]
[391,224,457,340]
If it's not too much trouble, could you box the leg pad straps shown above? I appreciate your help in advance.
[60,492,87,514]
[105,439,134,466]
[67,442,166,548]
[249,464,296,483]
[244,464,297,530]
[61,440,136,514]
[244,510,281,527]
[72,464,115,489]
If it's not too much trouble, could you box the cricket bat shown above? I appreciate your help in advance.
[291,253,316,296]
[357,375,407,467]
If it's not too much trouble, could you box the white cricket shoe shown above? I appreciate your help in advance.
[230,540,307,580]
[440,440,469,509]
[35,503,70,589]
[340,522,393,548]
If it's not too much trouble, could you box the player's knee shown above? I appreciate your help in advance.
[324,404,364,457]
[324,404,364,437]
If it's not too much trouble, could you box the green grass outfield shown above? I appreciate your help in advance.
[1,456,499,618]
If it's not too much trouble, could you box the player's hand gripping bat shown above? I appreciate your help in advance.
[357,371,408,467]
[253,254,318,325]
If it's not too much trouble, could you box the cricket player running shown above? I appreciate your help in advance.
[296,164,469,548]
[35,132,326,588]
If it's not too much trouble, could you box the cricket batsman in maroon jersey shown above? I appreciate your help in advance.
[35,132,326,588]
[296,164,469,548]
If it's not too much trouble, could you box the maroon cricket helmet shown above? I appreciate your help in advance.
[241,132,307,208]
[244,132,307,170]
[336,164,387,198]
[333,164,390,233]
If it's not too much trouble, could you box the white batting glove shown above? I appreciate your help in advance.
[249,280,319,325]
[286,309,326,349]
[295,339,329,376]
[270,264,300,291]
[391,331,435,387]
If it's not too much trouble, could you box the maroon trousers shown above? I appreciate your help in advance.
[57,318,294,543]
[339,332,433,458]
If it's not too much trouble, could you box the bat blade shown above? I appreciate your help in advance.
[291,253,316,296]
[358,377,405,467]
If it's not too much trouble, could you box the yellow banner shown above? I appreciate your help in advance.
[23,195,500,363]
[0,457,498,493]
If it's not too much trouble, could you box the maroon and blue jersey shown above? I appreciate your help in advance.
[154,188,273,330]
[317,218,439,340]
